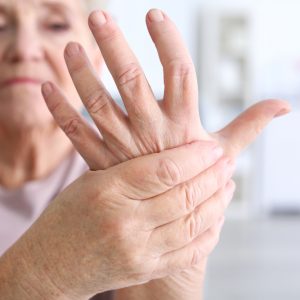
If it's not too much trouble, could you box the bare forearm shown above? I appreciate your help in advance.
[0,241,69,300]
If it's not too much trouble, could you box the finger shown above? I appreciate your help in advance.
[148,180,235,256]
[64,42,139,160]
[138,157,235,229]
[88,10,162,131]
[146,9,199,122]
[109,140,224,199]
[153,217,225,278]
[217,99,291,157]
[41,81,117,169]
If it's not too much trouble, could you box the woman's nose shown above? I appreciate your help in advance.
[4,25,44,63]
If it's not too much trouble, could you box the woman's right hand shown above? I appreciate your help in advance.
[0,141,234,299]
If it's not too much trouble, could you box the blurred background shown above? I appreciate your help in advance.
[99,0,300,299]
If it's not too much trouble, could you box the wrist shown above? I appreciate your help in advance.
[114,259,207,300]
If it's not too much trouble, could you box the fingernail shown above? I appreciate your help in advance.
[41,82,53,97]
[212,146,224,159]
[65,42,80,58]
[229,158,236,167]
[219,217,225,228]
[226,179,236,192]
[220,157,230,167]
[226,158,235,168]
[274,107,291,118]
[224,180,235,204]
[220,159,235,181]
[90,10,107,27]
[148,9,164,22]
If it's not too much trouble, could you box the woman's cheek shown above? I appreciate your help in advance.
[40,27,93,110]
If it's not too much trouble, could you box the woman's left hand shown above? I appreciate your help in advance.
[41,8,290,299]
[42,9,290,169]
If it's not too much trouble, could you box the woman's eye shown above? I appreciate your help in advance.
[47,23,70,32]
[0,20,7,31]
[0,25,7,32]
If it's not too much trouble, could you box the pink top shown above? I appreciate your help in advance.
[0,150,88,255]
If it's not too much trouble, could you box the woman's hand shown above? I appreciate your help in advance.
[41,8,290,299]
[0,142,234,299]
[42,9,290,171]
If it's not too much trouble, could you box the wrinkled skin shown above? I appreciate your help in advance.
[42,8,290,300]
[0,142,235,299]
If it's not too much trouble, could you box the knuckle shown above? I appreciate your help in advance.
[85,89,109,114]
[117,63,143,87]
[183,183,195,212]
[122,249,151,282]
[125,251,141,270]
[182,182,198,212]
[78,175,107,210]
[186,212,202,240]
[112,218,131,240]
[62,118,81,136]
[167,59,195,78]
[156,158,181,187]
[191,247,204,266]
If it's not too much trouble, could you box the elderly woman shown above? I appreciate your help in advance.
[0,0,290,299]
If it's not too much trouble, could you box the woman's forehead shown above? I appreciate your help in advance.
[0,0,85,14]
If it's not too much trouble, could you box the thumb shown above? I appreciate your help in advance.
[109,140,224,200]
[216,99,291,157]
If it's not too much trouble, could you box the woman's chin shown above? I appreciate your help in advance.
[0,98,55,131]
[0,85,81,131]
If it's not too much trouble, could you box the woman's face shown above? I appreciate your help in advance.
[0,0,100,130]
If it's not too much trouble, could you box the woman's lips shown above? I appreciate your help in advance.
[1,77,42,87]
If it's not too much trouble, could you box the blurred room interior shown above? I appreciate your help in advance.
[98,0,300,298]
